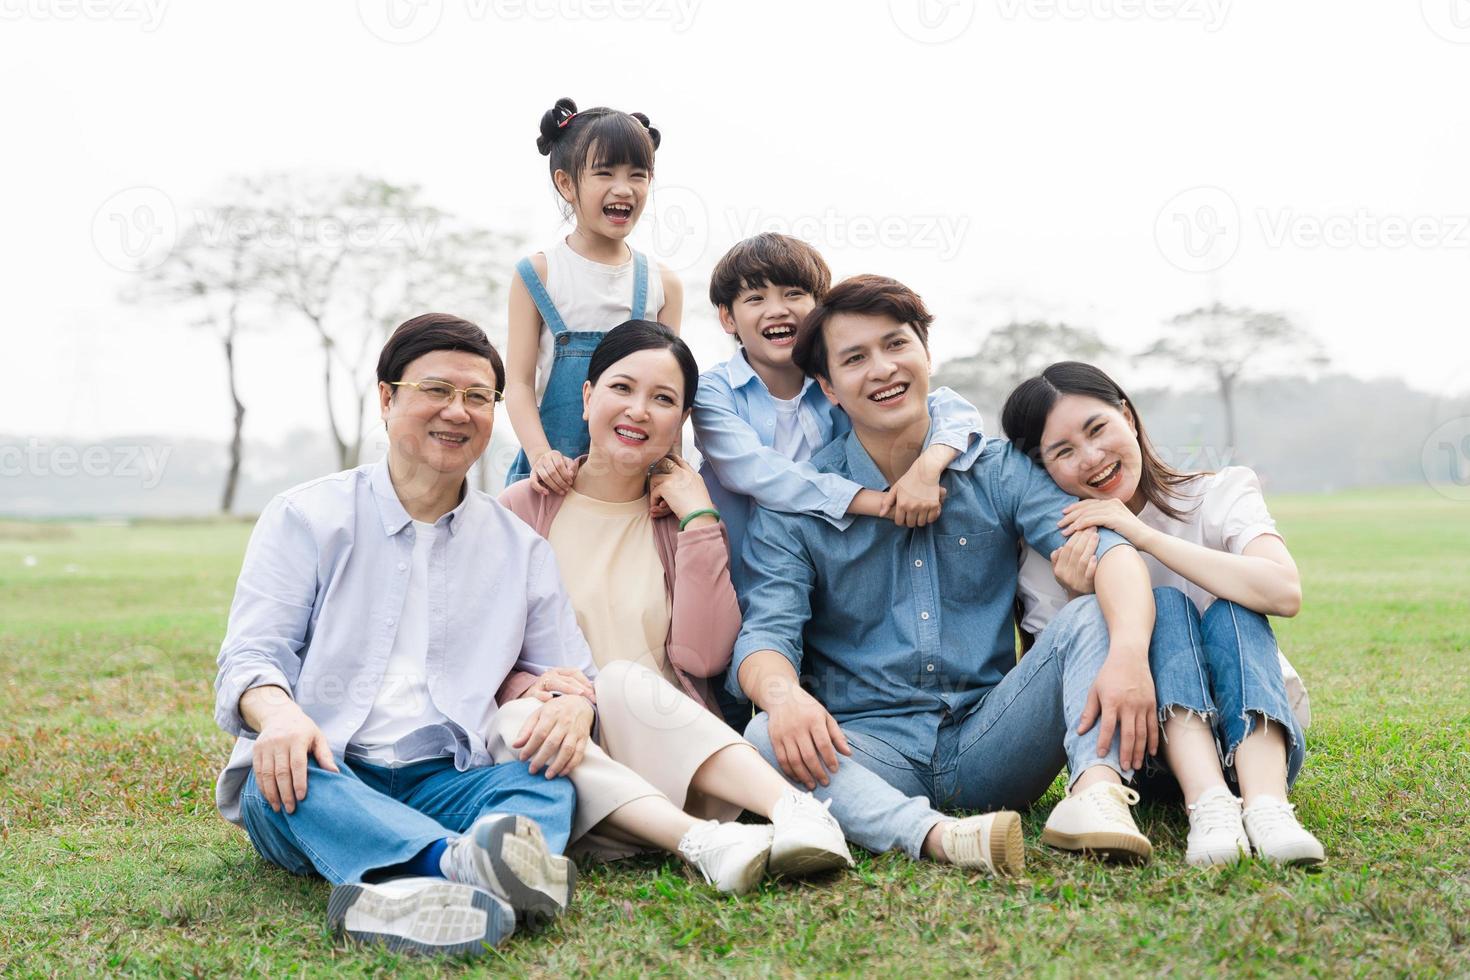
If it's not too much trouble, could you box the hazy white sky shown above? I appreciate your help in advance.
[3,0,1468,444]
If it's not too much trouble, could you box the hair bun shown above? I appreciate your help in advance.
[536,97,579,156]
[629,111,661,150]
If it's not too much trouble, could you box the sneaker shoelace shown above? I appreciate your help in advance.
[778,791,834,824]
[1245,799,1300,836]
[1087,784,1140,826]
[1188,792,1243,836]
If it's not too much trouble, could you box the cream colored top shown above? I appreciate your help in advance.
[546,489,676,687]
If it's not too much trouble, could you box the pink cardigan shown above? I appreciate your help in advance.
[496,478,741,715]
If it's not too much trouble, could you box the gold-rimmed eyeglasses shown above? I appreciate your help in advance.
[389,379,503,410]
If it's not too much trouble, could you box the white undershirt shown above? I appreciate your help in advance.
[771,391,813,461]
[350,521,453,762]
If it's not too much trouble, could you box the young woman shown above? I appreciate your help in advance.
[1003,361,1324,867]
[494,319,854,893]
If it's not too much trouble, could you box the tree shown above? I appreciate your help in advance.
[1141,303,1328,454]
[934,320,1114,420]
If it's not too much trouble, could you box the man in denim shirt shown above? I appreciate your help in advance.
[214,314,599,955]
[732,276,1163,874]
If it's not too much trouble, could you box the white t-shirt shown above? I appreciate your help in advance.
[1017,467,1311,727]
[350,521,454,762]
[770,391,816,461]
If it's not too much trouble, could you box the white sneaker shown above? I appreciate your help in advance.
[940,811,1025,877]
[1185,787,1250,867]
[1041,782,1153,862]
[328,876,515,956]
[1242,796,1325,866]
[677,820,773,895]
[440,813,576,927]
[767,788,855,879]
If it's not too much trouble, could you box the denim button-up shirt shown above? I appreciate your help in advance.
[693,350,985,592]
[729,431,1128,759]
[213,458,596,824]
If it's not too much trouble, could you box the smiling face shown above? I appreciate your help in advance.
[814,311,931,436]
[556,143,649,240]
[379,349,497,482]
[581,347,689,474]
[718,282,817,375]
[1038,393,1143,502]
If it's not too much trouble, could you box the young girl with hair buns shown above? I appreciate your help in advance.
[503,97,684,490]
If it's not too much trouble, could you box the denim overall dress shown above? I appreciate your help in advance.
[504,251,651,486]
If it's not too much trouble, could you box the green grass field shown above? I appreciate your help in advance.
[2,487,1468,977]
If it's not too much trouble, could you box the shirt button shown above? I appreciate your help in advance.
[397,562,407,571]
[386,618,396,627]
[926,663,935,672]
[959,537,967,546]
[914,559,923,568]
[920,611,930,620]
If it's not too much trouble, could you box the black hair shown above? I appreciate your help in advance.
[1000,361,1194,520]
[708,232,833,311]
[537,97,660,209]
[793,274,933,382]
[586,320,698,410]
[377,313,504,393]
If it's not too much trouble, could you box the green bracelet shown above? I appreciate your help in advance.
[679,508,721,531]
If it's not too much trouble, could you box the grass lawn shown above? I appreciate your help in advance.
[1,487,1468,977]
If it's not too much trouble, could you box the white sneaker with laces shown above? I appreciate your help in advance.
[677,820,773,894]
[940,811,1025,877]
[328,876,515,956]
[767,788,854,879]
[1041,782,1153,862]
[1185,787,1250,867]
[1242,796,1325,866]
[440,813,576,927]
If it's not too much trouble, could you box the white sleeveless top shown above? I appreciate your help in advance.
[533,239,667,403]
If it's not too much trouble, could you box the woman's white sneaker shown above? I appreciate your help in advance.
[1242,796,1325,866]
[767,788,854,879]
[677,820,773,894]
[1185,787,1250,867]
[941,811,1025,877]
[1041,782,1153,862]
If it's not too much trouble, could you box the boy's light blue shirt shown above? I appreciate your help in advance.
[693,350,985,592]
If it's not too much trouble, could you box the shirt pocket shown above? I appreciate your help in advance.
[935,529,1008,605]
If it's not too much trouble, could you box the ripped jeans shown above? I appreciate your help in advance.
[1150,586,1305,787]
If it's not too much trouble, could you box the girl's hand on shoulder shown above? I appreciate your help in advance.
[649,455,714,522]
[1050,528,1098,598]
[531,449,577,496]
[1058,497,1152,548]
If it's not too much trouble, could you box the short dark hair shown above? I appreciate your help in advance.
[1000,361,1195,521]
[707,233,833,310]
[537,97,660,209]
[587,320,699,410]
[377,313,504,393]
[791,274,933,381]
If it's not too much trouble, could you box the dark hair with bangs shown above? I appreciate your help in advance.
[587,319,699,410]
[792,274,933,382]
[378,313,504,393]
[708,233,833,311]
[1001,361,1197,521]
[537,97,660,209]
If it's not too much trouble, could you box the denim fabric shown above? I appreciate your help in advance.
[743,596,1129,857]
[506,330,604,485]
[239,755,576,884]
[730,431,1129,763]
[1149,586,1304,786]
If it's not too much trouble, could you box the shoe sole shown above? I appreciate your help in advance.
[1255,843,1325,867]
[767,839,854,880]
[987,811,1026,877]
[1041,827,1153,863]
[1186,843,1249,868]
[328,881,514,956]
[471,814,577,927]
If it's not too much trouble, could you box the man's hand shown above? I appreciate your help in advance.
[512,695,594,778]
[522,667,597,703]
[1050,527,1099,598]
[1077,653,1157,772]
[244,686,339,815]
[766,686,852,789]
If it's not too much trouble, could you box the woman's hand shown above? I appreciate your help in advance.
[530,449,578,496]
[1058,498,1157,550]
[522,667,597,703]
[648,455,715,523]
[512,695,595,778]
[1050,527,1099,598]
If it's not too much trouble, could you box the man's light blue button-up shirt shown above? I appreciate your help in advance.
[729,431,1129,760]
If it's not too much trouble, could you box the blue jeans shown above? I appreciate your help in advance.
[1149,586,1304,785]
[744,596,1127,858]
[240,755,576,885]
[506,330,603,486]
